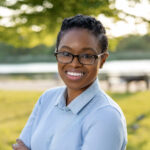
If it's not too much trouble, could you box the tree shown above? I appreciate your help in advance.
[116,34,150,51]
[0,0,119,47]
[0,0,149,47]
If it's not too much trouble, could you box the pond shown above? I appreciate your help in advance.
[0,60,150,75]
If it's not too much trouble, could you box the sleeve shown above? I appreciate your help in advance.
[19,95,43,149]
[81,106,126,150]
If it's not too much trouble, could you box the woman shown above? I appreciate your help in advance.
[13,14,127,150]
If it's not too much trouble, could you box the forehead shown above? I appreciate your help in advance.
[58,28,100,53]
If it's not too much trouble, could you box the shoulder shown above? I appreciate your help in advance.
[83,91,127,140]
[93,89,126,121]
[84,105,125,127]
[82,105,127,140]
[83,89,127,130]
[81,105,127,150]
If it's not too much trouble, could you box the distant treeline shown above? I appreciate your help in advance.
[0,44,56,63]
[115,34,150,51]
[0,34,150,63]
[0,43,55,56]
[107,34,150,60]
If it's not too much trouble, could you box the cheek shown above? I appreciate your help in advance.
[91,61,100,74]
[58,64,64,74]
[57,63,61,72]
[57,63,68,80]
[87,65,99,78]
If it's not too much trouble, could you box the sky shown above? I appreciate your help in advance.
[0,0,150,37]
[98,0,150,37]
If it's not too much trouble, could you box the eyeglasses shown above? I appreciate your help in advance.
[54,51,105,65]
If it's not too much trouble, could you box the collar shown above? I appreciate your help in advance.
[54,78,101,115]
[54,87,67,108]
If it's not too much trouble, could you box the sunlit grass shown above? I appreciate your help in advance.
[0,90,150,150]
[0,90,42,150]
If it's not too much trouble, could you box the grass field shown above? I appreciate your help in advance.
[0,90,150,150]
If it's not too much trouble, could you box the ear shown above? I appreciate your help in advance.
[99,52,109,68]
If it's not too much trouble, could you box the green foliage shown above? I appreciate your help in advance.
[116,34,150,51]
[0,43,14,56]
[0,90,150,150]
[0,0,119,47]
[1,0,150,47]
[0,42,56,63]
[107,51,150,60]
[108,37,122,51]
[2,32,150,63]
[0,43,55,56]
[106,34,150,60]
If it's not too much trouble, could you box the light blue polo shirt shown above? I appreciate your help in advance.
[20,78,127,150]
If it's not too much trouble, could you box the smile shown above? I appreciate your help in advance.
[67,72,84,77]
[65,71,85,80]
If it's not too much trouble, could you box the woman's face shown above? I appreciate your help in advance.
[57,28,105,92]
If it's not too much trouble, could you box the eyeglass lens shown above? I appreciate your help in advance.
[56,52,97,65]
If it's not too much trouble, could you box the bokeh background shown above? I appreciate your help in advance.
[0,0,150,150]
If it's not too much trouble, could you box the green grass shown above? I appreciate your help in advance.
[0,90,42,150]
[0,90,150,150]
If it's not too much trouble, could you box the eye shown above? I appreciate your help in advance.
[80,54,94,59]
[61,51,72,56]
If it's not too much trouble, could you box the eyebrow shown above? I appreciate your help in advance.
[59,45,97,53]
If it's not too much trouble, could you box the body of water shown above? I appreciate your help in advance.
[0,60,150,76]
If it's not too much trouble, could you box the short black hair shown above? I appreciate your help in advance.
[56,14,108,53]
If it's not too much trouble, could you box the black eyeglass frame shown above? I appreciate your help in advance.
[54,51,105,65]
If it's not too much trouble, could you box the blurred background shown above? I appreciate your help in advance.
[0,0,150,150]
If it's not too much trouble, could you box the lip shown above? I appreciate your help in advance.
[65,70,85,81]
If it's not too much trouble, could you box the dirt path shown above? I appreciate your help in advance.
[0,79,148,92]
[0,79,64,91]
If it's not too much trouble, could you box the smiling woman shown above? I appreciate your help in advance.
[13,14,127,150]
[56,28,107,104]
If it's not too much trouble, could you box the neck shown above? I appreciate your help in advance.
[66,88,84,105]
[65,79,96,105]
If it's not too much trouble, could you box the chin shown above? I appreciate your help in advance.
[65,80,92,91]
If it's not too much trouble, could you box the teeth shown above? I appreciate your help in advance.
[67,72,83,77]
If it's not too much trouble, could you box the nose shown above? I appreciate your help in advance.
[71,56,82,67]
